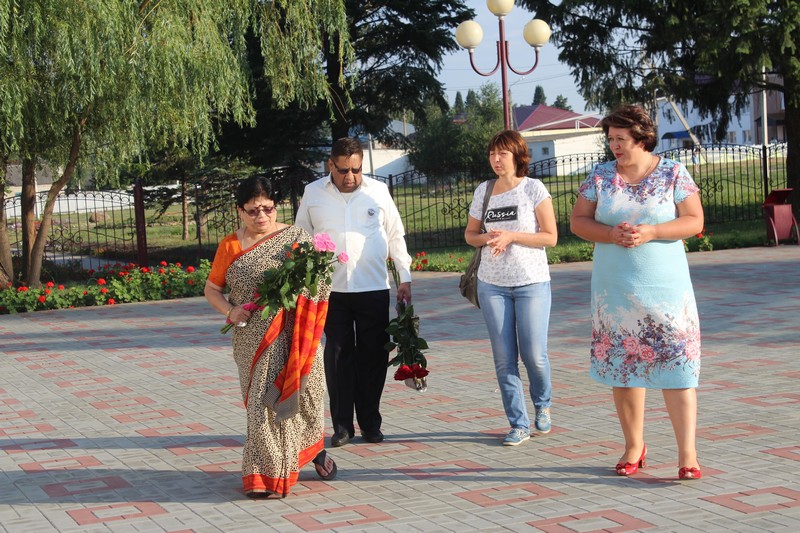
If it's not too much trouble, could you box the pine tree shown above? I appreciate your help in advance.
[532,86,547,106]
[454,92,466,114]
[553,95,573,111]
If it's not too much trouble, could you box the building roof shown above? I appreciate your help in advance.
[513,104,602,131]
[521,130,603,143]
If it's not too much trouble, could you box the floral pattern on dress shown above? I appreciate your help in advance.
[580,158,702,389]
[590,289,701,386]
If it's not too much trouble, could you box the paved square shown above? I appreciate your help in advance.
[1,246,799,532]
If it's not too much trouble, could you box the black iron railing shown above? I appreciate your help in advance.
[2,143,791,266]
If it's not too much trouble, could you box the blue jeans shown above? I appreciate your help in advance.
[478,279,552,431]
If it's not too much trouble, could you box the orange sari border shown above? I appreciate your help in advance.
[242,438,324,496]
[271,295,329,420]
[244,308,286,407]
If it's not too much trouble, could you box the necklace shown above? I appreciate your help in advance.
[620,156,658,187]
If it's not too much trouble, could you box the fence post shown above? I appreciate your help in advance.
[761,144,770,199]
[387,174,394,198]
[133,178,149,267]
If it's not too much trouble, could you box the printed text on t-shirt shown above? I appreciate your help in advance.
[485,206,518,223]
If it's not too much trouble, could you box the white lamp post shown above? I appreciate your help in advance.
[455,1,551,130]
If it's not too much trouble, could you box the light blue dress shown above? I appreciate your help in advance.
[578,158,701,388]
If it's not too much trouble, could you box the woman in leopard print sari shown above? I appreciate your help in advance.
[204,176,337,498]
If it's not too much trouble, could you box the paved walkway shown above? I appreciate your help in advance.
[1,246,799,532]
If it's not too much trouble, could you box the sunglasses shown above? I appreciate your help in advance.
[242,205,277,217]
[331,162,363,176]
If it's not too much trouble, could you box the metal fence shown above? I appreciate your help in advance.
[1,143,791,267]
[659,144,788,224]
[382,143,789,247]
[3,189,137,269]
[529,152,610,237]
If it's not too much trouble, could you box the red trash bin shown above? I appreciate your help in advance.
[762,188,798,245]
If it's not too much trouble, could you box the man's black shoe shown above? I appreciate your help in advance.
[331,432,352,447]
[361,430,384,444]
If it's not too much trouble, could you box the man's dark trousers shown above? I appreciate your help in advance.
[324,289,390,437]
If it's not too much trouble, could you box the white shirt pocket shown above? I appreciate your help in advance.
[357,204,384,232]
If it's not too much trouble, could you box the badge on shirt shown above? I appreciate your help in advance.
[485,206,518,223]
[367,208,376,217]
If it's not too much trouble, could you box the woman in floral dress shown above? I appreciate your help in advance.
[571,105,704,480]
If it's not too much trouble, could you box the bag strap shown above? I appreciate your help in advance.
[472,179,496,269]
[479,179,496,234]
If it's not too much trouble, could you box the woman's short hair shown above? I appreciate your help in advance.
[601,105,658,152]
[487,130,531,176]
[235,175,280,208]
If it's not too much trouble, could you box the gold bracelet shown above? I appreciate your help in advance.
[226,306,234,318]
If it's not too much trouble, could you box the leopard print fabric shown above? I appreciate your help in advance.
[224,225,331,495]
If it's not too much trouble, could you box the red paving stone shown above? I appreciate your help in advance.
[455,482,564,506]
[527,509,656,532]
[703,487,800,513]
[283,504,394,531]
[67,502,168,526]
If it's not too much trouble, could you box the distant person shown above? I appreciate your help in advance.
[691,147,700,168]
[295,137,413,448]
[204,176,337,498]
[464,130,557,446]
[571,105,704,479]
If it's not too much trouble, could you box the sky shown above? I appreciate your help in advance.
[436,0,589,114]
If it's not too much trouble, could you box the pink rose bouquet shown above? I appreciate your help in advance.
[221,232,347,333]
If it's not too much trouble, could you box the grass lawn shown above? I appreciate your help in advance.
[404,219,767,271]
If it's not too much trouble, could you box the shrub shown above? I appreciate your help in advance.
[0,260,210,314]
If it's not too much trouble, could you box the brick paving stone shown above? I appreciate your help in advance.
[1,246,799,532]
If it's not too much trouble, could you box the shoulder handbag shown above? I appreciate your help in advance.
[458,179,496,308]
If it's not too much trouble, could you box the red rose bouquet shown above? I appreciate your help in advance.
[385,259,429,391]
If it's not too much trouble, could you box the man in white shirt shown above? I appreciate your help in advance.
[295,137,413,447]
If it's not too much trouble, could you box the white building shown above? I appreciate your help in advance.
[655,77,786,151]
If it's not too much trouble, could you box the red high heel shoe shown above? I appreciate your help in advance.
[615,444,647,476]
[678,465,702,479]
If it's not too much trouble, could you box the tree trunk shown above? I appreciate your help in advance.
[783,70,800,219]
[325,34,351,144]
[181,178,189,240]
[26,120,84,286]
[0,154,14,284]
[20,158,37,281]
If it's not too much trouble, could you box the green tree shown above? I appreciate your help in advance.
[324,0,473,144]
[214,1,471,186]
[465,89,480,109]
[532,85,547,106]
[407,102,464,174]
[522,0,800,215]
[454,92,466,114]
[553,95,573,111]
[0,0,351,286]
[409,83,503,174]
